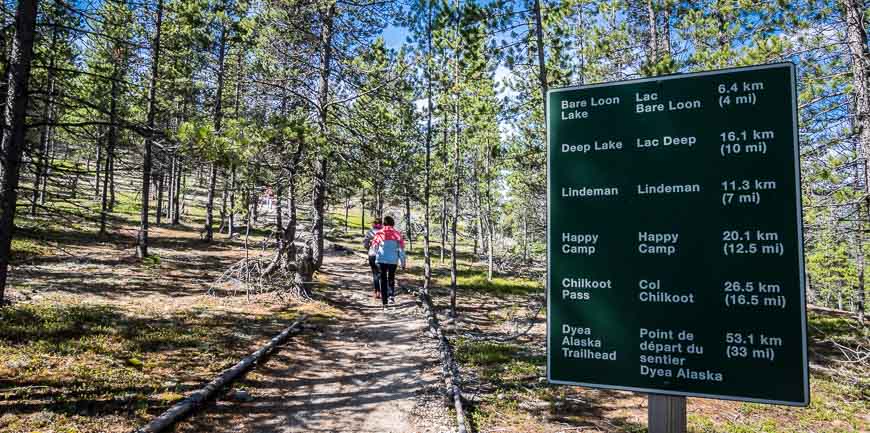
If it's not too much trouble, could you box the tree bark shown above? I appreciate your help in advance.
[135,317,305,433]
[645,0,658,64]
[522,206,529,263]
[205,25,227,243]
[108,148,116,211]
[100,67,120,236]
[486,144,493,281]
[156,165,165,225]
[532,0,547,109]
[361,188,366,236]
[0,0,39,302]
[405,186,413,251]
[172,156,182,224]
[219,168,228,233]
[137,0,164,258]
[344,193,350,233]
[168,154,176,222]
[423,0,433,290]
[263,138,304,277]
[661,2,672,58]
[311,3,335,271]
[229,165,236,237]
[450,2,461,317]
[31,27,57,216]
[94,132,102,199]
[843,0,869,324]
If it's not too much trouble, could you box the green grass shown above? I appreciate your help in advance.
[330,209,366,231]
[455,338,544,384]
[9,238,51,263]
[435,270,541,296]
[0,300,302,431]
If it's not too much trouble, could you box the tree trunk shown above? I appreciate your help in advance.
[375,171,383,218]
[31,28,57,216]
[263,141,304,277]
[205,163,218,241]
[252,188,259,223]
[168,154,176,222]
[219,168,228,233]
[229,165,236,237]
[156,166,165,225]
[441,189,447,264]
[0,2,8,150]
[137,0,164,258]
[645,0,658,65]
[486,145,493,281]
[100,69,120,236]
[172,156,182,224]
[423,0,433,290]
[311,3,335,271]
[843,0,869,324]
[108,152,115,211]
[344,193,349,232]
[661,3,672,58]
[450,10,461,317]
[522,206,529,263]
[532,0,547,110]
[405,186,413,252]
[0,0,39,302]
[205,25,227,243]
[473,163,482,259]
[94,132,102,199]
[361,189,366,236]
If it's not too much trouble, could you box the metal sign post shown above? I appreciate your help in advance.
[648,394,686,433]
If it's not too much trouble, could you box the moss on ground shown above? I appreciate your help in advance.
[450,267,869,433]
[0,300,303,432]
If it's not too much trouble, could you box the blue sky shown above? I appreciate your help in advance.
[382,25,410,50]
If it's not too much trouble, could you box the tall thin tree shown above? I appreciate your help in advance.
[0,0,39,302]
[138,0,165,258]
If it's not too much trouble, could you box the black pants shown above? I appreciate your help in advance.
[368,256,380,293]
[378,263,397,305]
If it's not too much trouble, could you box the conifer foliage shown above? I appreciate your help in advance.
[0,0,865,323]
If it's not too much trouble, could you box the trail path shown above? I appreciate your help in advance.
[180,250,449,433]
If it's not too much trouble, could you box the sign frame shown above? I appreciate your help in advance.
[545,62,810,406]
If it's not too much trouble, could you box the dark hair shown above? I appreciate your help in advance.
[373,217,382,226]
[383,216,395,226]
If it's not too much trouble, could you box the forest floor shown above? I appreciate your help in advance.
[1,201,869,433]
[0,208,453,433]
[0,219,313,432]
[176,251,451,433]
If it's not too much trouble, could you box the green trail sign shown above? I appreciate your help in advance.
[546,63,809,406]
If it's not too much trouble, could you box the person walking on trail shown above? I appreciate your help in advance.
[363,218,383,299]
[371,215,406,310]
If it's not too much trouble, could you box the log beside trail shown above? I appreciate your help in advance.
[418,289,470,433]
[133,316,306,433]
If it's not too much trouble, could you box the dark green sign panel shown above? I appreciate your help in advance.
[546,63,809,405]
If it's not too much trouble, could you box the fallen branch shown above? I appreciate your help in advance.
[418,289,470,433]
[132,316,306,433]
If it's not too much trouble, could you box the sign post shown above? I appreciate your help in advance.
[648,395,686,433]
[546,63,810,426]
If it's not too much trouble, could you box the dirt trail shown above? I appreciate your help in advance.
[179,251,449,433]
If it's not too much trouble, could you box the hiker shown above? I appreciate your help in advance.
[371,215,406,309]
[363,218,383,298]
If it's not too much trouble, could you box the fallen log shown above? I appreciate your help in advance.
[133,315,306,433]
[418,289,470,433]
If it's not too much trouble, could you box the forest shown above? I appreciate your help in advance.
[0,0,868,432]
